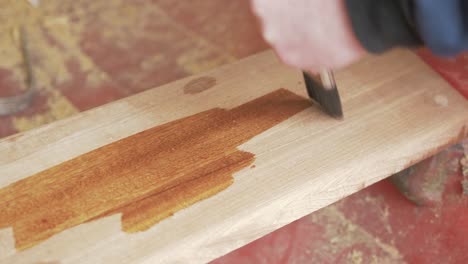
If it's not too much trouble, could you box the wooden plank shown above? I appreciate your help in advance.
[1,49,467,264]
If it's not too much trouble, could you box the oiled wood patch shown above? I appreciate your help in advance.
[0,89,311,250]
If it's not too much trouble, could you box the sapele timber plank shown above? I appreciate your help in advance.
[0,49,467,264]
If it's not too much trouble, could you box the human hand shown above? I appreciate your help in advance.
[250,0,366,73]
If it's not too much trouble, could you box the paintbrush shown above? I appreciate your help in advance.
[303,70,343,119]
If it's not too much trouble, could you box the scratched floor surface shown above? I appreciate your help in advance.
[0,1,467,263]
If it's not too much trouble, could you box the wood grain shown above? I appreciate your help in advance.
[0,89,310,250]
[0,50,467,264]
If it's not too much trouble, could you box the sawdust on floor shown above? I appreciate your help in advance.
[12,90,77,131]
[308,205,404,264]
[461,140,468,195]
[348,249,364,264]
[0,0,111,131]
[0,0,99,83]
[1,0,246,139]
[2,0,235,133]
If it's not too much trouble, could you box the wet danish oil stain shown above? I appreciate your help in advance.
[183,76,217,94]
[0,89,311,250]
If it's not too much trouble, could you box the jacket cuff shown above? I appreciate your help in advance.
[345,0,422,53]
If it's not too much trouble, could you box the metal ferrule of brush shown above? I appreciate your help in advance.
[320,70,336,90]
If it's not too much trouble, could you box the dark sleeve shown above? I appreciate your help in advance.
[414,0,468,57]
[345,0,468,57]
[345,0,422,53]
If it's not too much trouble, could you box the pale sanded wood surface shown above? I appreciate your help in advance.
[1,50,468,264]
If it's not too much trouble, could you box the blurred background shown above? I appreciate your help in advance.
[1,1,467,263]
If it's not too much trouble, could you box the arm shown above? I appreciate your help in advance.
[250,0,365,73]
[251,0,468,72]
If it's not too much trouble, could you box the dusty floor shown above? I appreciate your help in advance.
[1,1,467,263]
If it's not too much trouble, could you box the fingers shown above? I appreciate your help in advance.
[251,0,365,72]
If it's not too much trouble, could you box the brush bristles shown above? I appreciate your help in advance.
[303,72,343,119]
